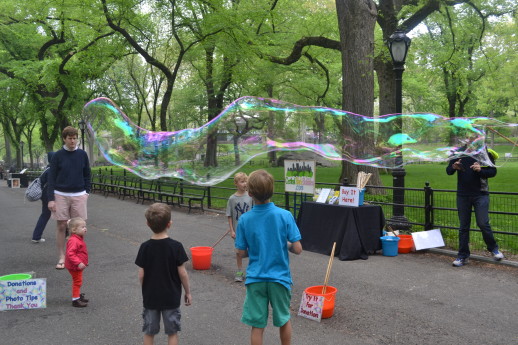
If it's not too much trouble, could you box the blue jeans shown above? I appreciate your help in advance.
[32,198,51,241]
[456,194,498,259]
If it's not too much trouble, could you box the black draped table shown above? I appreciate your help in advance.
[296,201,385,260]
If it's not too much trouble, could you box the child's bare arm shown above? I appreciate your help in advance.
[178,263,192,306]
[288,241,303,255]
[138,267,144,285]
[228,216,236,238]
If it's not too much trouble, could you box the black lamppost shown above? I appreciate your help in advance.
[19,141,24,169]
[387,30,411,230]
[78,120,86,150]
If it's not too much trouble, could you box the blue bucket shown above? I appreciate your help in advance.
[380,236,400,257]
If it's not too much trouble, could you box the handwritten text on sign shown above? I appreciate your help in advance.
[0,279,47,311]
[339,187,361,206]
[298,291,324,322]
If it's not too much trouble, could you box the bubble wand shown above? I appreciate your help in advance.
[322,242,337,294]
[211,229,231,248]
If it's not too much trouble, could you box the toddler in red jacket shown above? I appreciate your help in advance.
[65,217,89,308]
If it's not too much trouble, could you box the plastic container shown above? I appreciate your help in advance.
[0,273,32,281]
[397,234,414,254]
[380,236,400,257]
[190,246,213,270]
[304,285,338,319]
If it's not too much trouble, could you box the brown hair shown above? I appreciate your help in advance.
[62,126,78,139]
[68,217,85,234]
[247,169,274,203]
[145,203,172,233]
[234,172,248,184]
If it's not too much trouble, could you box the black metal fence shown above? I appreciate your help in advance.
[25,169,518,256]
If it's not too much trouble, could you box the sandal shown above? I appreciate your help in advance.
[55,262,65,270]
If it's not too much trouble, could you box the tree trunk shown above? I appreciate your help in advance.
[335,0,382,189]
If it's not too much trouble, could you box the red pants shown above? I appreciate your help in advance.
[68,269,83,299]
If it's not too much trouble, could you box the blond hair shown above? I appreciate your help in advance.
[247,170,274,202]
[68,217,85,234]
[234,172,248,183]
[145,203,172,233]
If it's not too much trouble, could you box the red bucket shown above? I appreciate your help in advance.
[304,285,338,319]
[397,235,414,254]
[190,246,213,270]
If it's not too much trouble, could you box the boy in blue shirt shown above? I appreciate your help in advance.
[235,170,302,345]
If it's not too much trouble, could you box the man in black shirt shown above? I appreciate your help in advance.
[446,148,504,267]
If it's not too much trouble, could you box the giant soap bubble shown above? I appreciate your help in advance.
[82,96,517,185]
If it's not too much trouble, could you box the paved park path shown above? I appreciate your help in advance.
[1,184,517,345]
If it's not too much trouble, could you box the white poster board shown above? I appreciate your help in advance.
[298,291,324,322]
[0,279,47,311]
[316,188,332,203]
[411,229,445,250]
[284,160,316,194]
[338,187,362,206]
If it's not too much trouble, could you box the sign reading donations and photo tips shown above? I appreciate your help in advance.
[0,279,47,311]
[339,186,364,207]
[284,160,316,194]
[298,291,324,322]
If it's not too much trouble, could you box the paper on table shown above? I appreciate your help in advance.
[316,188,332,203]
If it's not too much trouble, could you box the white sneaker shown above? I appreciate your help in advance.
[452,257,469,267]
[492,249,504,261]
[31,239,45,243]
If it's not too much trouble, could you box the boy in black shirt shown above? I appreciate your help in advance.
[135,203,192,345]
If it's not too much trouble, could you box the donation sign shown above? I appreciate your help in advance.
[0,279,47,311]
[298,291,324,322]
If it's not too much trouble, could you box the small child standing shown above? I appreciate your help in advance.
[135,203,192,345]
[226,172,253,282]
[64,217,89,308]
[235,170,302,345]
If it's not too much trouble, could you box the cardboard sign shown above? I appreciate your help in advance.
[284,160,316,194]
[298,291,324,322]
[0,279,47,311]
[338,187,363,206]
[411,229,445,250]
[10,178,20,188]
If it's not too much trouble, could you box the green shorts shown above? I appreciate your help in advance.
[241,282,291,328]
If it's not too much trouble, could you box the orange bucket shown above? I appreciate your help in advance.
[190,246,213,270]
[397,235,414,254]
[304,285,338,319]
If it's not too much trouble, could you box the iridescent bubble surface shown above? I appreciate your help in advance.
[82,96,517,185]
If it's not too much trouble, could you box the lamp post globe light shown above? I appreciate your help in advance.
[387,30,411,230]
[78,119,86,150]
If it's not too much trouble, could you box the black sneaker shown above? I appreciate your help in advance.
[72,299,88,308]
[79,293,89,303]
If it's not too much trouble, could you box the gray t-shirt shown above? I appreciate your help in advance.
[226,193,253,230]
